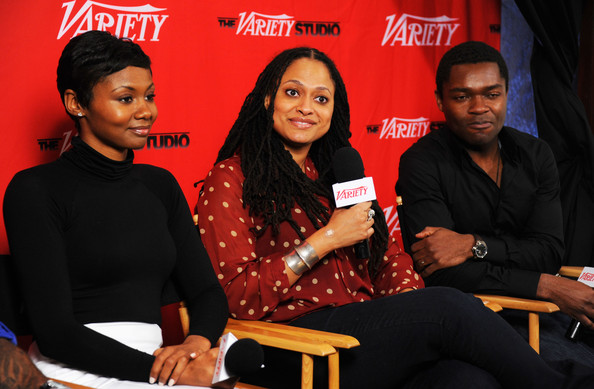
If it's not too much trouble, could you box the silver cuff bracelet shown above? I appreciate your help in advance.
[294,242,319,269]
[284,250,309,275]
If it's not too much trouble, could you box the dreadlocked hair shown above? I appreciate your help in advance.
[214,47,389,277]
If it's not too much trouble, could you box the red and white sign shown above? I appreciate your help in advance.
[0,0,501,253]
[333,177,377,208]
[578,267,594,288]
[212,332,238,384]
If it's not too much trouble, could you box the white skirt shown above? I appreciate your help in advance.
[29,322,210,389]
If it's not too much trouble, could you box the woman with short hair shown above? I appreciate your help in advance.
[4,30,228,388]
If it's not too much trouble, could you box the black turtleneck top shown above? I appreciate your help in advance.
[3,137,228,382]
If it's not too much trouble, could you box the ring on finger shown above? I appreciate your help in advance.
[419,260,425,266]
[367,209,375,221]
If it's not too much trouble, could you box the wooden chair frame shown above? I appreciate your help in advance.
[188,210,504,388]
[558,266,583,278]
[190,214,360,388]
[473,294,559,353]
[395,195,572,354]
[179,302,359,389]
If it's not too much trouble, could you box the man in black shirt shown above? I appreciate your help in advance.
[396,41,594,364]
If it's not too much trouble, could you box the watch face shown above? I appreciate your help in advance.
[473,240,487,259]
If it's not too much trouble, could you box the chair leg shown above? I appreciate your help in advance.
[328,352,339,389]
[528,312,540,353]
[302,353,314,389]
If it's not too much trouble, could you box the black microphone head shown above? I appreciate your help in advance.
[332,147,365,182]
[225,338,264,377]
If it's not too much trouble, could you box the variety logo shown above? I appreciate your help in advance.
[381,13,460,46]
[577,267,594,288]
[332,177,376,208]
[218,11,340,37]
[335,186,369,201]
[58,1,169,41]
[235,12,294,36]
[368,117,431,140]
[383,204,401,236]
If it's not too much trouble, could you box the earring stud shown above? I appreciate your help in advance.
[77,112,83,117]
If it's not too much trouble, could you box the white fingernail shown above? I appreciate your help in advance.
[168,379,175,386]
[149,377,156,384]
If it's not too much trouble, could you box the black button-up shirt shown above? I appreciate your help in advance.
[396,126,563,298]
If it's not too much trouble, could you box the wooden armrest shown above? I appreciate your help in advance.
[179,304,344,356]
[223,323,337,357]
[474,294,559,313]
[235,383,267,389]
[558,266,583,279]
[480,300,503,312]
[227,318,359,349]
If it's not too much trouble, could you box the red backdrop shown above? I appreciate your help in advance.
[0,0,500,254]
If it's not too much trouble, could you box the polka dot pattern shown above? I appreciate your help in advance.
[196,155,424,322]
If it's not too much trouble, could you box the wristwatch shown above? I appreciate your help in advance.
[40,379,72,389]
[471,235,488,259]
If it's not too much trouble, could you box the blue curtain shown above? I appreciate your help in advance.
[515,0,594,266]
[501,0,537,137]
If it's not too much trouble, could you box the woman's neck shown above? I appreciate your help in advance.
[286,144,311,173]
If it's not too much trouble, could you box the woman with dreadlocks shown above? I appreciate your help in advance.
[196,47,581,389]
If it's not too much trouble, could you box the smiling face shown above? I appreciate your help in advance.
[75,66,157,161]
[269,58,335,158]
[436,62,507,151]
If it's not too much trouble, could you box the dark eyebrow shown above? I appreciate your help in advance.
[282,79,332,93]
[111,83,155,93]
[449,83,505,94]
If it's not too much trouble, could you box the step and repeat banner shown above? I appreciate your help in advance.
[0,1,500,253]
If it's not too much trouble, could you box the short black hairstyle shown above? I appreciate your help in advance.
[57,30,151,122]
[435,41,509,97]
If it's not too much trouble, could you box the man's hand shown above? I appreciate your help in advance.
[0,338,48,389]
[537,274,594,329]
[411,226,475,277]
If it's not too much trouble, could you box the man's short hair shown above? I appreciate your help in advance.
[435,41,509,97]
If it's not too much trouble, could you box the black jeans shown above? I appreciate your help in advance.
[243,287,570,389]
[500,310,594,369]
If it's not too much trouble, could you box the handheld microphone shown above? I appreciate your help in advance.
[212,333,264,385]
[332,147,377,259]
[225,338,264,377]
[565,267,594,341]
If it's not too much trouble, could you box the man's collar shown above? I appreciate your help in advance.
[497,127,521,162]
